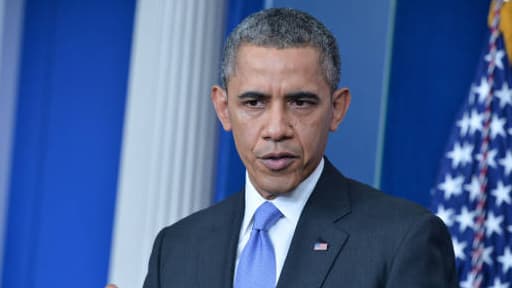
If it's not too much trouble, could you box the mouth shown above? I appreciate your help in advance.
[259,152,298,171]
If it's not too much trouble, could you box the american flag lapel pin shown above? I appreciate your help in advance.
[313,240,328,251]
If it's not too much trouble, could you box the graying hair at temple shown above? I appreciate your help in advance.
[220,8,341,93]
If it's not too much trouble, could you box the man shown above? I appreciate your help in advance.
[143,8,457,288]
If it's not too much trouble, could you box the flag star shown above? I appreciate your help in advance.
[446,142,474,168]
[476,149,498,168]
[484,50,505,70]
[455,206,476,232]
[459,273,475,288]
[495,82,512,108]
[468,109,484,134]
[490,115,507,139]
[474,77,491,103]
[457,112,471,136]
[485,49,506,70]
[485,211,504,237]
[498,247,512,273]
[491,181,512,206]
[436,205,455,226]
[488,277,508,288]
[487,149,498,168]
[483,245,494,265]
[469,84,477,104]
[451,237,467,260]
[438,174,465,199]
[464,176,482,201]
[499,151,512,176]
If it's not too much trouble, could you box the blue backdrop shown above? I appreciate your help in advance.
[2,0,135,287]
[381,0,489,206]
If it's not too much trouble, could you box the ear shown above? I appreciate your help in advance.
[210,85,232,131]
[329,87,351,131]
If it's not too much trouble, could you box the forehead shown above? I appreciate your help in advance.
[235,44,321,71]
[229,45,328,92]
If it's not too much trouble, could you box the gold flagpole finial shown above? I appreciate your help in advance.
[489,0,512,63]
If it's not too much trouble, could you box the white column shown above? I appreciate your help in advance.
[108,0,225,287]
[0,0,24,285]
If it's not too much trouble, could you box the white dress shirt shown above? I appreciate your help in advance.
[234,158,325,285]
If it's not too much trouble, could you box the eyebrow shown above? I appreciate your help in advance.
[236,91,321,101]
[284,91,320,102]
[237,91,271,100]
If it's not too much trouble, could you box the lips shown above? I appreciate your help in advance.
[259,152,298,171]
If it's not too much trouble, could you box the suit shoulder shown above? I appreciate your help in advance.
[345,177,432,218]
[158,192,243,238]
[322,159,431,219]
[341,177,451,244]
[341,177,453,260]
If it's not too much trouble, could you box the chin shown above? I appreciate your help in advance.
[259,178,298,195]
[248,166,303,195]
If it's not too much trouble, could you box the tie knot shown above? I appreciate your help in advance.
[253,202,283,231]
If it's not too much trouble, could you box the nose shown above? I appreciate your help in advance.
[262,103,293,142]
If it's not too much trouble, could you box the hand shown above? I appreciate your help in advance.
[105,284,118,288]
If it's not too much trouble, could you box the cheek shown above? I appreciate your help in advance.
[230,115,260,155]
[300,127,327,149]
[294,115,331,154]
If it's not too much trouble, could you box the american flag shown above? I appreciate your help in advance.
[313,242,328,251]
[431,1,512,287]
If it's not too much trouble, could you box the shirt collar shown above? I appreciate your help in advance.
[241,158,325,234]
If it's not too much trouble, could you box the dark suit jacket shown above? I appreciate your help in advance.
[143,160,458,287]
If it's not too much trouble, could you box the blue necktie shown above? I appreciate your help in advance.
[235,202,283,288]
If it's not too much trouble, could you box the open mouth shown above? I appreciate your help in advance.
[259,153,298,171]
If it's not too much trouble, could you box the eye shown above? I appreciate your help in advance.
[290,98,315,108]
[237,91,268,109]
[247,100,259,106]
[294,99,306,106]
[243,99,265,108]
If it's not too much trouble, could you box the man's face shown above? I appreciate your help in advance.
[211,45,350,199]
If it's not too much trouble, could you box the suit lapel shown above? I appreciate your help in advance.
[277,160,351,288]
[197,193,244,288]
